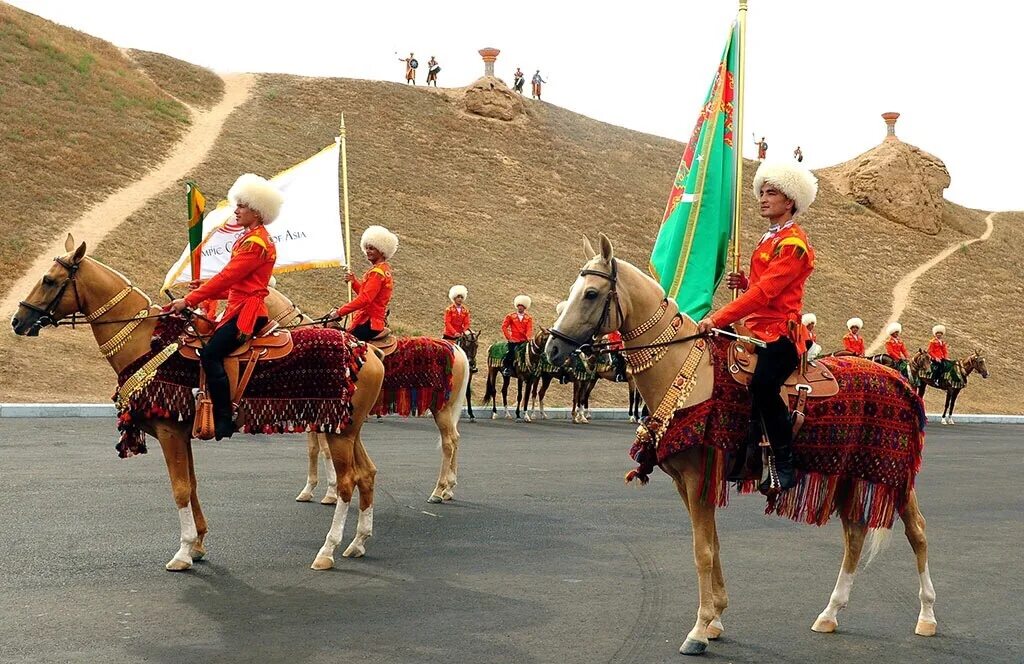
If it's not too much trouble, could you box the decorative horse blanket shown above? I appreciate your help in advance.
[114,317,367,458]
[629,337,926,528]
[373,337,455,416]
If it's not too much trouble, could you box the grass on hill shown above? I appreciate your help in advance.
[0,3,190,297]
[127,49,224,110]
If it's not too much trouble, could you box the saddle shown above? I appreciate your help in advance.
[365,327,398,357]
[178,318,294,438]
[727,324,839,435]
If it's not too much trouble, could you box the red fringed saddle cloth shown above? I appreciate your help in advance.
[114,317,367,458]
[373,337,455,416]
[629,337,926,528]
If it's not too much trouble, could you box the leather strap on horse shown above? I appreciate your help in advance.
[791,385,810,437]
[632,338,707,452]
[233,349,264,408]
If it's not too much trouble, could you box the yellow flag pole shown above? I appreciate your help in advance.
[340,114,353,303]
[732,0,748,299]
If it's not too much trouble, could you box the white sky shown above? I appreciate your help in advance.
[11,0,1022,211]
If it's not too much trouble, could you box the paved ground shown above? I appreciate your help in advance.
[0,418,1020,663]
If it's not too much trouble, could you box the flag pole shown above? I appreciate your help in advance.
[731,0,748,299]
[339,114,353,303]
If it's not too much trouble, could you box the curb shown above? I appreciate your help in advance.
[2,404,1022,424]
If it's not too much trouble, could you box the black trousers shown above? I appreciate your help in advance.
[201,316,268,384]
[749,337,799,448]
[350,320,383,341]
[503,341,525,371]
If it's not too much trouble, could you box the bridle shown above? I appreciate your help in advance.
[18,255,87,335]
[548,258,625,353]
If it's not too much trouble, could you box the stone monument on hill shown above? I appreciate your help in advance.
[461,47,525,121]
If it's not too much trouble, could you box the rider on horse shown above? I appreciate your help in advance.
[443,285,471,341]
[697,161,818,491]
[843,318,865,356]
[169,173,282,440]
[334,225,398,341]
[802,312,821,361]
[885,322,911,376]
[928,324,954,382]
[501,295,533,378]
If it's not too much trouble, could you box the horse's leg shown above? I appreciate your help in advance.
[901,489,937,636]
[319,433,338,504]
[502,375,512,419]
[812,511,867,633]
[313,351,383,570]
[947,389,958,425]
[184,439,208,561]
[155,423,199,572]
[428,408,459,503]
[538,375,552,419]
[296,432,320,502]
[706,518,728,639]
[465,380,475,421]
[917,383,926,399]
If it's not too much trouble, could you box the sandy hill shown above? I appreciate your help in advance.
[0,7,1018,414]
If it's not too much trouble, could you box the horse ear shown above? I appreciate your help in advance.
[64,234,75,252]
[72,241,87,264]
[582,236,597,260]
[598,233,614,261]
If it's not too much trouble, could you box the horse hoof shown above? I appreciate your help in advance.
[811,616,837,633]
[505,413,513,420]
[310,555,334,570]
[542,413,548,420]
[915,620,937,637]
[320,495,338,505]
[679,638,708,656]
[491,413,498,420]
[342,541,366,558]
[190,542,206,561]
[427,494,443,504]
[296,491,314,502]
[706,618,724,639]
[524,414,531,423]
[629,416,637,423]
[165,556,192,572]
[442,492,455,501]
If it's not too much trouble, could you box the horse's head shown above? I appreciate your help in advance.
[11,234,88,336]
[911,348,932,375]
[458,330,480,372]
[969,350,989,378]
[546,234,628,366]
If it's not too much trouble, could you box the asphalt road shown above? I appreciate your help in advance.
[0,418,1020,664]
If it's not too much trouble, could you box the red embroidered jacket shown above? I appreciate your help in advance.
[336,262,393,331]
[443,304,471,337]
[927,337,949,361]
[843,333,865,356]
[184,225,276,336]
[710,222,815,347]
[502,312,533,343]
[885,337,909,361]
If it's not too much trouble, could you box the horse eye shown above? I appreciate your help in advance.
[584,289,599,300]
[42,276,55,286]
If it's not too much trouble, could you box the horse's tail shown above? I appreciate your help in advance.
[482,368,496,405]
[863,527,893,567]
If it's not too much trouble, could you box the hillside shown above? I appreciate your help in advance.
[0,21,1017,413]
[0,3,191,297]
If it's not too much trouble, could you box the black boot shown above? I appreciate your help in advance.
[761,412,796,491]
[207,374,235,441]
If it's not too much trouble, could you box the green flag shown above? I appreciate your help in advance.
[185,181,206,283]
[650,22,739,319]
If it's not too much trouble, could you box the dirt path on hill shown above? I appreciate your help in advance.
[866,212,997,354]
[0,73,254,319]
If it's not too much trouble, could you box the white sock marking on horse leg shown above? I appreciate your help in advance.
[918,562,936,624]
[171,504,197,565]
[817,569,856,624]
[342,506,373,558]
[315,499,351,562]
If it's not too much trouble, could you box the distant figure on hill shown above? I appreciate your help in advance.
[843,317,865,356]
[426,56,440,87]
[754,135,768,160]
[794,145,803,162]
[513,67,525,94]
[400,52,418,84]
[531,70,546,100]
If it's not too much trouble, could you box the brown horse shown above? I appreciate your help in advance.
[482,341,535,420]
[915,349,989,425]
[263,288,470,505]
[521,328,595,423]
[578,352,646,422]
[11,236,385,572]
[545,235,936,656]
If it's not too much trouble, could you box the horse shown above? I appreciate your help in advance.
[263,288,470,505]
[482,341,536,421]
[915,349,989,425]
[578,351,647,422]
[11,235,384,572]
[545,235,935,656]
[454,330,481,421]
[868,352,914,384]
[522,328,594,423]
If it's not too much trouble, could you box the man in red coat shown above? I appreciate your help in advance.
[928,324,953,382]
[501,295,533,377]
[843,318,865,356]
[443,284,471,341]
[334,226,397,341]
[170,173,282,440]
[698,161,818,490]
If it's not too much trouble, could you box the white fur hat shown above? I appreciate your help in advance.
[801,313,816,326]
[887,322,902,336]
[932,324,946,335]
[361,225,399,259]
[847,317,863,330]
[752,161,818,216]
[228,173,284,224]
[448,284,467,302]
[555,300,568,316]
[514,295,532,310]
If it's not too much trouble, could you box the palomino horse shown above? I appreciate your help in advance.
[545,235,935,656]
[915,349,989,425]
[263,288,470,505]
[11,236,384,572]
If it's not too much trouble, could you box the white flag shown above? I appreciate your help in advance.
[163,142,345,290]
